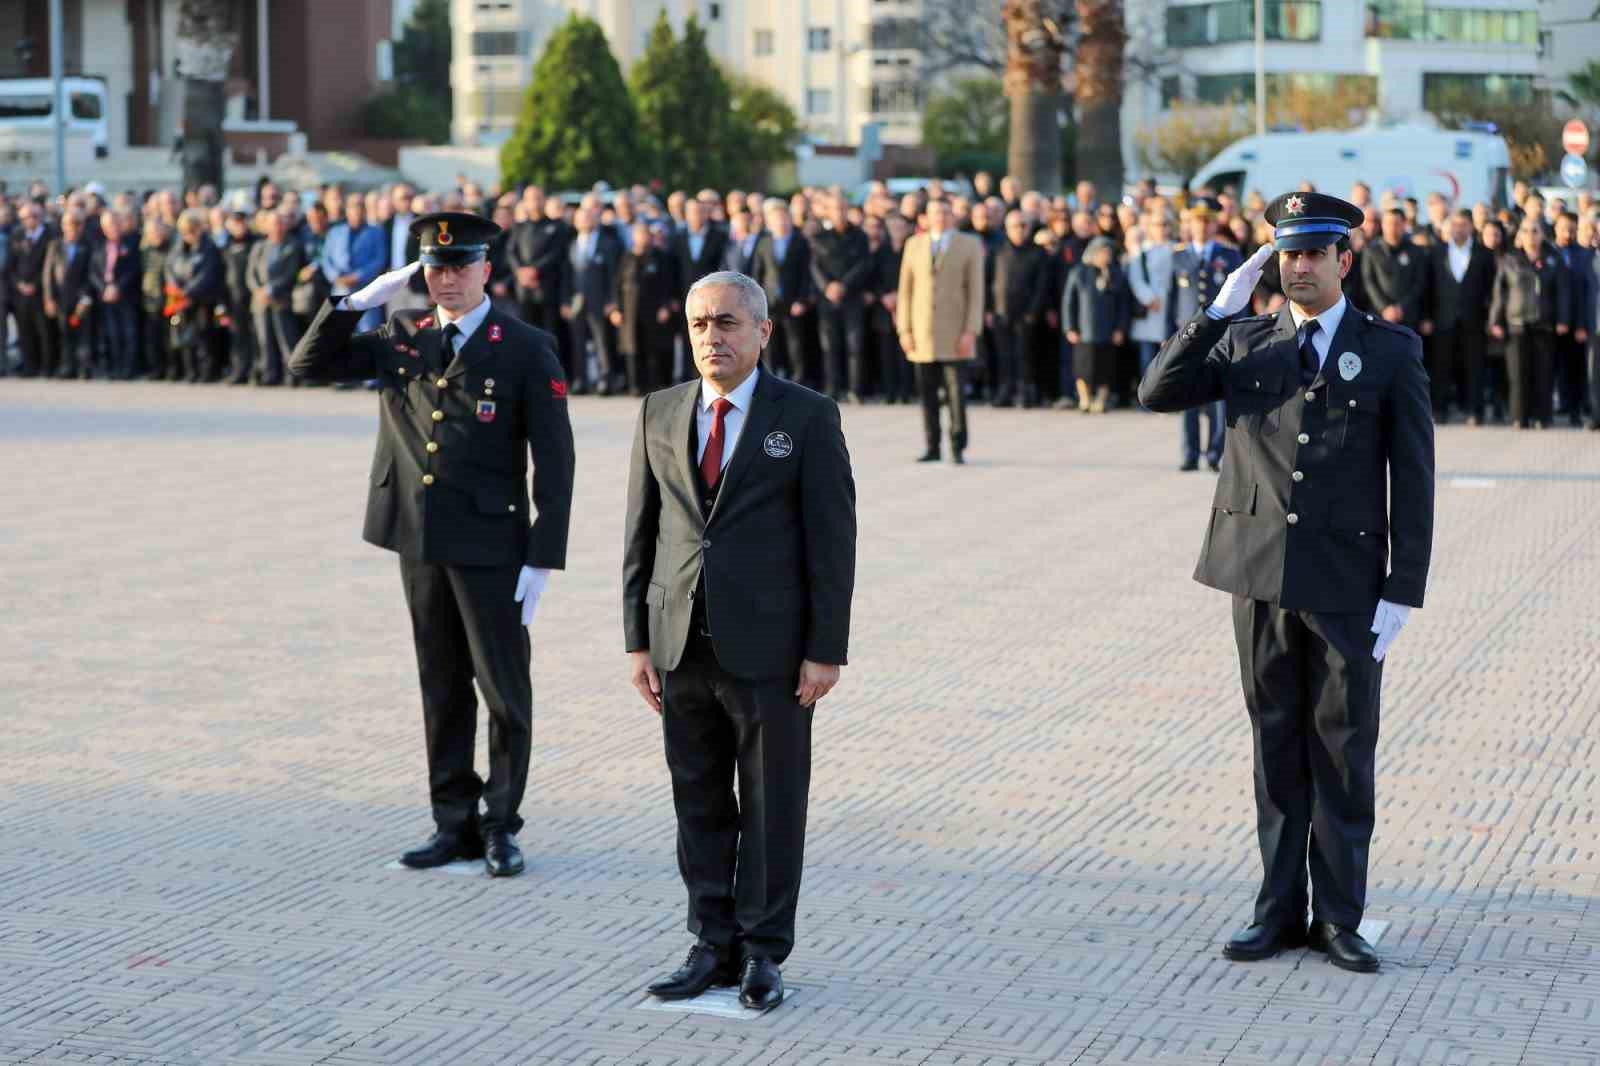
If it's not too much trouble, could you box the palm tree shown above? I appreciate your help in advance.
[1073,0,1126,198]
[1567,60,1600,113]
[1002,1,1071,194]
[175,0,239,191]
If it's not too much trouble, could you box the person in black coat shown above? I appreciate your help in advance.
[808,193,871,400]
[246,209,307,386]
[751,200,813,386]
[1420,208,1495,423]
[288,212,575,880]
[1062,235,1130,412]
[164,210,225,382]
[87,209,143,379]
[1360,209,1427,332]
[6,200,56,377]
[624,270,855,1012]
[866,214,911,403]
[721,209,764,276]
[561,205,622,394]
[507,188,570,346]
[43,210,96,379]
[219,211,260,384]
[139,218,175,381]
[1141,192,1434,976]
[1552,212,1596,426]
[1489,216,1573,428]
[989,209,1050,407]
[608,220,677,395]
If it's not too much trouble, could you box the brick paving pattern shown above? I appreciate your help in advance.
[3,380,1598,1065]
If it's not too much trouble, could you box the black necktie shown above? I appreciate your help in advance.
[1297,319,1321,386]
[436,322,459,373]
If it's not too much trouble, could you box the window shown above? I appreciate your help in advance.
[472,30,526,57]
[808,27,832,52]
[0,95,51,120]
[1193,72,1376,107]
[1166,1,1321,47]
[754,29,774,56]
[807,88,832,115]
[70,93,102,120]
[1160,76,1183,108]
[868,80,924,114]
[1423,73,1536,110]
[709,2,721,18]
[1366,3,1538,45]
[869,17,921,50]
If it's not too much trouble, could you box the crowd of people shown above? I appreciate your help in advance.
[3,170,1597,434]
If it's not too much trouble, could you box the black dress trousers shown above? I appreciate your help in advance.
[1232,596,1383,932]
[660,631,813,964]
[399,556,532,837]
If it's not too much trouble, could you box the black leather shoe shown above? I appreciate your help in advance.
[950,450,965,465]
[915,450,940,463]
[483,829,525,877]
[647,943,738,999]
[399,829,484,869]
[1179,460,1199,471]
[1222,921,1309,961]
[1308,921,1379,973]
[738,956,784,1012]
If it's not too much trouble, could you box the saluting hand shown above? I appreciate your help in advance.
[629,650,662,714]
[1209,243,1274,319]
[796,661,840,707]
[343,261,421,312]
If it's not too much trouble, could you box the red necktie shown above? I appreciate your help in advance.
[700,397,732,489]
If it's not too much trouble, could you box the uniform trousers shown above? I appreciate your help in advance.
[1505,328,1554,426]
[1232,596,1383,932]
[662,629,812,964]
[1425,325,1485,418]
[916,361,968,453]
[398,556,533,837]
[817,298,865,397]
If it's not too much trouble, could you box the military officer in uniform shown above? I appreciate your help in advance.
[289,212,576,878]
[1140,192,1435,974]
[1167,199,1242,470]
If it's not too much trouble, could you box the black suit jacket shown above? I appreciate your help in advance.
[6,226,53,302]
[1361,239,1427,327]
[507,217,572,299]
[753,231,812,314]
[86,234,142,303]
[288,300,576,569]
[623,371,856,681]
[43,237,94,312]
[561,228,621,316]
[1140,303,1435,612]
[1425,241,1494,332]
[671,227,729,297]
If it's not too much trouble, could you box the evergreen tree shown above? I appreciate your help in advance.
[501,15,642,190]
[631,13,735,191]
[726,76,802,189]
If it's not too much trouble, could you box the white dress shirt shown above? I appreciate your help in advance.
[1289,294,1347,371]
[1447,238,1472,283]
[695,366,760,470]
[435,294,493,354]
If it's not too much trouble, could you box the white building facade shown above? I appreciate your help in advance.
[450,0,927,148]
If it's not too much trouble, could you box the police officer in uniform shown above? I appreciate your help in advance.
[1140,192,1434,973]
[1168,199,1242,470]
[289,212,576,878]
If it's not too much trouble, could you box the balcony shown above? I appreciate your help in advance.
[865,80,925,116]
[1166,1,1321,48]
[1364,4,1538,46]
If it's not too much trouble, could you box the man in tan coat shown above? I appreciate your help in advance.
[896,198,985,463]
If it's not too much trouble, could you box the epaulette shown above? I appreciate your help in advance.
[1359,311,1419,339]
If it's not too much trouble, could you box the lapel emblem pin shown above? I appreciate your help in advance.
[488,324,502,343]
[1338,352,1363,381]
[763,431,794,459]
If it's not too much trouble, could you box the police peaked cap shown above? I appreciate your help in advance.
[1264,192,1364,251]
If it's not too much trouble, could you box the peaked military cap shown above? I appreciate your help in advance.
[410,211,501,266]
[1264,192,1364,251]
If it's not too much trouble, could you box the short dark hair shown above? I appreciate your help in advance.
[1452,207,1473,222]
[1385,207,1407,221]
[1336,235,1351,255]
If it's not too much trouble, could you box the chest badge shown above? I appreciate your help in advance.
[476,399,497,422]
[488,324,503,343]
[763,431,794,459]
[1337,352,1363,381]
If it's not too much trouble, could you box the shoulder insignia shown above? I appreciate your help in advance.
[550,377,568,399]
[416,315,434,329]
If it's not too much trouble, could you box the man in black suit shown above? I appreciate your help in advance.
[1553,212,1596,426]
[561,205,621,394]
[624,270,856,1012]
[1141,192,1435,975]
[751,200,813,386]
[809,193,872,400]
[87,208,144,380]
[1361,208,1427,333]
[289,212,576,879]
[989,209,1049,407]
[509,190,573,374]
[7,200,56,377]
[1421,208,1494,423]
[43,209,96,379]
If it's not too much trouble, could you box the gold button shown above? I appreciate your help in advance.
[1286,513,1299,525]
[1297,432,1310,445]
[432,410,444,422]
[426,442,438,453]
[1349,399,1357,408]
[436,378,448,388]
[398,367,407,375]
[1292,470,1304,482]
[422,474,435,486]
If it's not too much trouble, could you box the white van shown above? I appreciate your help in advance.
[1190,122,1513,210]
[0,77,111,158]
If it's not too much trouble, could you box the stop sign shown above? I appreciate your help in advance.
[1563,119,1589,156]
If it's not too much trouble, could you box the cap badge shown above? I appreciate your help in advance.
[436,221,453,246]
[1338,352,1363,381]
[1285,195,1306,215]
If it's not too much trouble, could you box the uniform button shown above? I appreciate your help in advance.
[1286,512,1299,525]
[398,367,407,375]
[1297,432,1310,444]
[432,410,444,422]
[1305,391,1316,402]
[702,538,712,548]
[426,442,438,453]
[507,504,515,512]
[436,377,448,388]
[1292,470,1304,482]
[1348,399,1357,408]
[422,474,435,486]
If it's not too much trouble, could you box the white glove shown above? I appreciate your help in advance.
[339,261,421,312]
[1205,243,1275,320]
[1370,599,1412,662]
[513,566,550,627]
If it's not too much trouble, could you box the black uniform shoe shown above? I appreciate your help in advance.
[738,956,784,1012]
[1179,460,1200,471]
[647,943,738,999]
[915,450,941,463]
[1222,921,1309,961]
[483,829,525,877]
[1308,921,1379,973]
[399,829,484,869]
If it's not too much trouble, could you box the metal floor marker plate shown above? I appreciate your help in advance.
[637,985,801,1019]
[383,859,485,877]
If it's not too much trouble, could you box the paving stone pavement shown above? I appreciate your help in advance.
[3,379,1598,1066]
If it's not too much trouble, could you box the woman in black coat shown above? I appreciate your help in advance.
[164,209,224,382]
[608,221,678,395]
[1062,235,1131,412]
